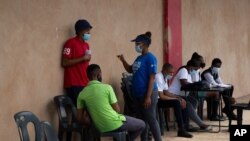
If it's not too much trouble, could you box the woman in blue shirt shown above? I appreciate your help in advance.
[118,31,162,141]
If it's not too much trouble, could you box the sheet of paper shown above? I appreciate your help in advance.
[218,84,231,88]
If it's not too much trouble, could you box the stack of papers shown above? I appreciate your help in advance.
[211,84,231,88]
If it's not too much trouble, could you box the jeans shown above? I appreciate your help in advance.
[158,99,189,131]
[184,95,204,127]
[113,116,146,141]
[134,91,162,141]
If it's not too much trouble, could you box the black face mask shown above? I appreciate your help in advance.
[200,63,206,68]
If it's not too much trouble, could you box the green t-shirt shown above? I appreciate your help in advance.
[77,80,126,132]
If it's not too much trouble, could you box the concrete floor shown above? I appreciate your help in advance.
[158,95,250,141]
[102,95,250,141]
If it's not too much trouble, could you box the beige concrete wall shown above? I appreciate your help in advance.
[0,0,163,140]
[182,0,250,97]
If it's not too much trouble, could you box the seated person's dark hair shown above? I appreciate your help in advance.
[162,63,173,70]
[186,59,200,68]
[191,52,202,60]
[212,58,222,66]
[87,64,101,79]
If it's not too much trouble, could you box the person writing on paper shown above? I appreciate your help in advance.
[190,52,223,121]
[168,60,212,132]
[201,58,237,119]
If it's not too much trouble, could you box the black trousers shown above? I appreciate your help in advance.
[158,99,189,131]
[221,85,234,111]
[65,86,84,106]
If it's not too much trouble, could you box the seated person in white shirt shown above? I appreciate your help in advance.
[168,60,211,131]
[201,58,237,119]
[190,52,223,121]
[156,63,192,138]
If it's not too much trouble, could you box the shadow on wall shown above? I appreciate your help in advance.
[45,99,59,130]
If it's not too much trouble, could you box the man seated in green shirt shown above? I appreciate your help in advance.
[77,64,145,141]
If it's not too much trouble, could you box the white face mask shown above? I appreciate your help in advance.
[197,69,201,73]
[212,67,220,74]
[190,69,197,75]
[166,74,173,80]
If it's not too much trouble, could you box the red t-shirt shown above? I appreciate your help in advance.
[62,36,90,88]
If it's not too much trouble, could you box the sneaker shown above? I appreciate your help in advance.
[186,126,200,132]
[222,108,237,120]
[177,131,193,138]
[210,115,226,121]
[199,125,212,131]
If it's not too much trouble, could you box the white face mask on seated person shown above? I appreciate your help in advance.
[165,74,173,80]
[190,69,197,75]
[212,67,220,74]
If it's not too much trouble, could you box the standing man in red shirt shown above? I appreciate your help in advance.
[62,19,92,106]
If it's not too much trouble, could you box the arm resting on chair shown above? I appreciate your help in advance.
[77,109,91,126]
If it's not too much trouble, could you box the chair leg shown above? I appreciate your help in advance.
[164,111,170,131]
[80,129,85,141]
[229,113,232,131]
[126,133,130,141]
[158,107,164,135]
[58,128,63,141]
[206,98,212,119]
[66,131,72,141]
[237,109,243,125]
[197,98,204,120]
[113,132,126,141]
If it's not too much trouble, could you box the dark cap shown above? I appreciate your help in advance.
[75,19,92,33]
[131,34,151,45]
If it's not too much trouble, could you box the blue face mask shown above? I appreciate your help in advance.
[135,45,142,53]
[166,74,173,80]
[82,33,91,41]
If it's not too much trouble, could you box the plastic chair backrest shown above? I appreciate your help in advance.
[121,73,137,117]
[41,121,59,141]
[53,95,78,126]
[121,75,133,100]
[14,111,42,141]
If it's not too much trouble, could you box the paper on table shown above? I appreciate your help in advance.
[218,84,231,88]
[210,84,231,88]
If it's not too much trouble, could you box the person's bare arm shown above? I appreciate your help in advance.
[159,91,177,100]
[111,102,121,113]
[180,79,190,86]
[159,91,186,109]
[163,90,179,98]
[77,109,91,125]
[62,54,91,67]
[117,54,133,73]
[144,74,155,108]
